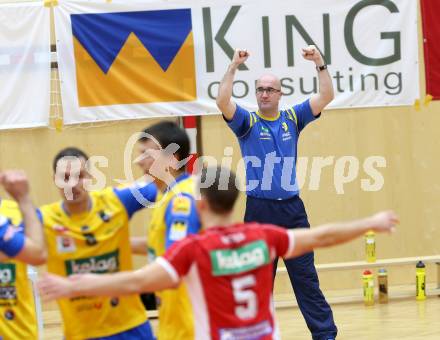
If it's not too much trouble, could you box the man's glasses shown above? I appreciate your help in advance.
[256,87,281,95]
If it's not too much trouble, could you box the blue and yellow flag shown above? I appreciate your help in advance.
[71,9,196,107]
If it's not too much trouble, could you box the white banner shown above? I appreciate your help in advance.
[55,0,419,125]
[0,2,51,130]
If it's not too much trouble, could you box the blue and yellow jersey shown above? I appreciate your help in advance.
[225,99,318,200]
[40,184,156,340]
[0,199,38,340]
[147,173,201,340]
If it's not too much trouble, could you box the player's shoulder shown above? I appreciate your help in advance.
[280,107,298,124]
[238,221,268,232]
[0,199,20,220]
[257,223,285,233]
[166,233,199,257]
[179,230,216,251]
[0,199,18,210]
[39,202,68,231]
[235,104,259,122]
[173,175,196,194]
[39,200,62,216]
[93,186,117,200]
[239,222,283,240]
[92,186,124,210]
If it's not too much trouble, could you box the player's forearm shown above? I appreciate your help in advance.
[71,272,142,298]
[310,59,334,115]
[70,263,174,298]
[18,196,46,259]
[317,66,334,105]
[312,217,374,248]
[217,64,238,115]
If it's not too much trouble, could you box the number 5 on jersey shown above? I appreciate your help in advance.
[232,275,257,320]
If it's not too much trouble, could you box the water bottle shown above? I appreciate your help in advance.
[416,261,426,301]
[363,269,374,306]
[378,268,388,303]
[365,231,376,263]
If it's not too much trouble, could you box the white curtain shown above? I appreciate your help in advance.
[0,2,51,129]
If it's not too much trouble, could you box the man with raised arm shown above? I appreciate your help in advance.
[216,46,337,339]
[0,170,46,339]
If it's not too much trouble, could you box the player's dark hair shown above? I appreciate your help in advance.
[52,147,89,172]
[198,166,239,214]
[140,121,190,163]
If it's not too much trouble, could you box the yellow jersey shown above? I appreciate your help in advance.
[40,184,156,340]
[0,199,38,340]
[147,174,201,340]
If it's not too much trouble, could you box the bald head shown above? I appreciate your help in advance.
[256,74,281,90]
[255,74,282,117]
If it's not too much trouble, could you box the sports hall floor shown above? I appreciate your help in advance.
[42,297,440,339]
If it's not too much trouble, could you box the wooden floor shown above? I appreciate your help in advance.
[276,298,440,339]
[42,298,440,339]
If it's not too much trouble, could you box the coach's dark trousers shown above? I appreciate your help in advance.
[244,195,337,340]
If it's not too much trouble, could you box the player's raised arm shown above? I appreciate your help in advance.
[38,261,177,301]
[113,181,158,218]
[285,211,398,259]
[303,45,334,116]
[0,170,46,265]
[217,49,249,120]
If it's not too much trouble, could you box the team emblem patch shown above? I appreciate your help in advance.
[4,310,14,321]
[110,297,119,307]
[56,236,76,253]
[84,233,98,246]
[171,196,191,216]
[81,225,90,232]
[169,221,188,241]
[99,210,111,222]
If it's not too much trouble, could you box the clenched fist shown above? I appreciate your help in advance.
[0,170,30,202]
[301,45,325,65]
[231,49,249,67]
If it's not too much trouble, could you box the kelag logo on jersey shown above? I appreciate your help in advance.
[65,250,119,275]
[210,240,270,276]
[0,264,15,284]
[71,9,196,107]
[0,263,17,300]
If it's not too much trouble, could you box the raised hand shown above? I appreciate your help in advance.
[301,45,324,65]
[231,49,250,67]
[0,170,30,203]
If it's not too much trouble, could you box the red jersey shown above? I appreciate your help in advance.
[158,223,294,340]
